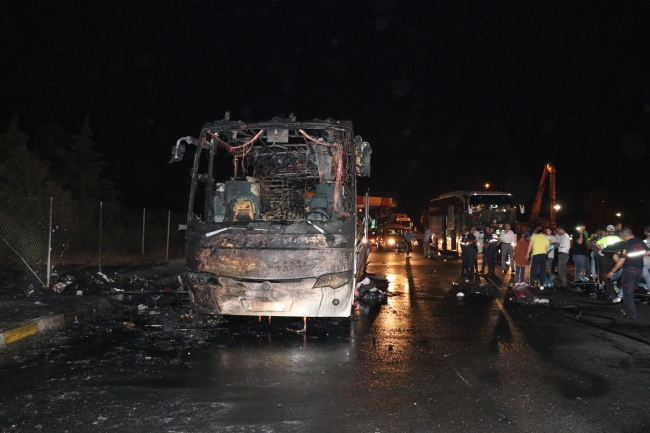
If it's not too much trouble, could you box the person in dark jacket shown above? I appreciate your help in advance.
[573,223,590,282]
[484,226,499,276]
[404,229,416,258]
[606,228,649,319]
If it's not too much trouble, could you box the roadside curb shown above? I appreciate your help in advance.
[0,300,103,349]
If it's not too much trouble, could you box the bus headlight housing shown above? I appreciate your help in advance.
[388,239,395,245]
[313,270,353,289]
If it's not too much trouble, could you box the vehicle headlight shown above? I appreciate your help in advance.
[388,239,395,245]
[313,270,353,289]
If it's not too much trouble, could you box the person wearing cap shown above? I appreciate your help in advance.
[589,229,605,281]
[597,225,624,251]
[595,225,624,299]
[513,231,531,284]
[460,226,471,275]
[606,227,649,319]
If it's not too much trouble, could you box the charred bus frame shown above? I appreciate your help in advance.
[170,115,372,318]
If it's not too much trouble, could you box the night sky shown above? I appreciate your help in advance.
[2,0,649,226]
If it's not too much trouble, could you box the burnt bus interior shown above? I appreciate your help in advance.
[171,117,372,224]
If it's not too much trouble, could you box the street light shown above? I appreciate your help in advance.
[485,183,490,189]
[615,212,621,217]
[554,204,561,211]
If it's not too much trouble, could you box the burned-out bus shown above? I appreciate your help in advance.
[170,115,372,318]
[428,191,521,255]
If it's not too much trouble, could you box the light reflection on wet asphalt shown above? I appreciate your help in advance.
[1,251,649,432]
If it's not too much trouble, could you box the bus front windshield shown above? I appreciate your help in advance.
[468,195,516,228]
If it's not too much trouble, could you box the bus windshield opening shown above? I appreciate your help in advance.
[469,195,516,228]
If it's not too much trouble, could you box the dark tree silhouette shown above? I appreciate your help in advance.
[0,114,55,197]
[55,114,116,204]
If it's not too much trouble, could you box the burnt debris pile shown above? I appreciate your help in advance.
[48,269,189,308]
[354,275,389,308]
[508,283,550,305]
[453,277,495,297]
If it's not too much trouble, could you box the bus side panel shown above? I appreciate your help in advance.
[428,215,442,251]
[452,199,464,252]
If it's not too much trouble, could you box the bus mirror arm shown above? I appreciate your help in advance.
[169,136,199,163]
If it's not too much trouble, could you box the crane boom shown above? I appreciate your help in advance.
[529,163,557,228]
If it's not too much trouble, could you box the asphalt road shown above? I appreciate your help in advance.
[1,251,649,432]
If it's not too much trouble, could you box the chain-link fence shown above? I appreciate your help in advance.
[0,194,186,291]
[0,195,50,290]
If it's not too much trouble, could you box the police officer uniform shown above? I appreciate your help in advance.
[596,230,624,298]
[460,231,470,275]
[484,227,499,276]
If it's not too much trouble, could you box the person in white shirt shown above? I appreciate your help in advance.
[555,226,571,288]
[499,223,516,274]
[545,228,557,276]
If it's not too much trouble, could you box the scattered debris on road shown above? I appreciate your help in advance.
[453,277,494,297]
[509,283,550,305]
[354,274,389,308]
[44,269,190,309]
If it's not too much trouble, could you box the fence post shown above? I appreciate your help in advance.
[47,197,53,287]
[141,207,146,264]
[98,201,103,273]
[166,210,171,263]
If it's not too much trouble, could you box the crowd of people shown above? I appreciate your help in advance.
[455,222,650,320]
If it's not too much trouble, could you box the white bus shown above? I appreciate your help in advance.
[427,191,520,255]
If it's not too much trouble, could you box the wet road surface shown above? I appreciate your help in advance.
[1,252,649,432]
